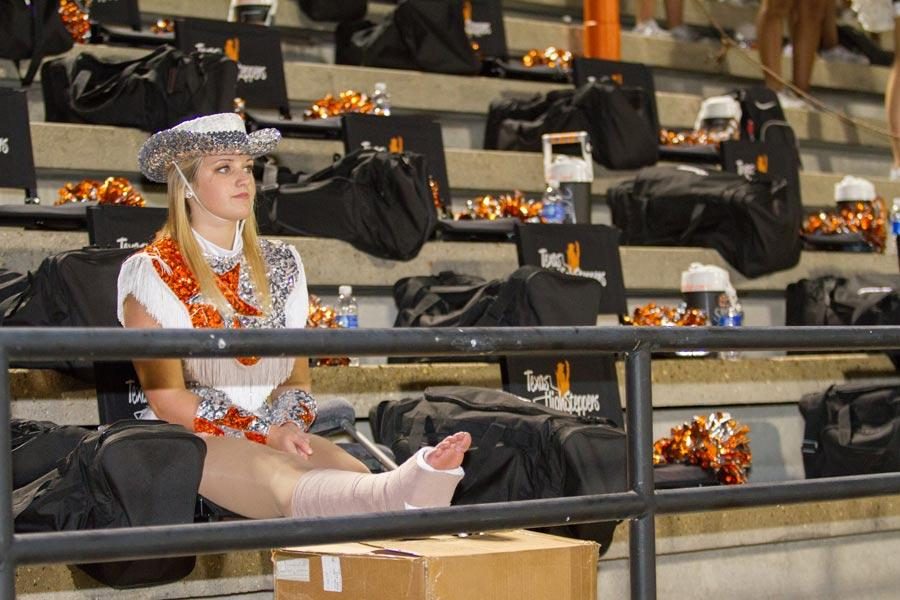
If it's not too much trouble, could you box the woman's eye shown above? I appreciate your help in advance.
[217,165,230,174]
[243,166,253,174]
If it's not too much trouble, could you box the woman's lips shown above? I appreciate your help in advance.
[233,192,250,200]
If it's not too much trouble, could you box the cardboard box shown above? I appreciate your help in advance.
[273,529,598,600]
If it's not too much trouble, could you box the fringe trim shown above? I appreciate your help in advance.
[117,254,192,328]
[184,356,295,411]
[284,243,309,329]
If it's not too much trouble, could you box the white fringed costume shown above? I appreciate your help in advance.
[116,232,308,416]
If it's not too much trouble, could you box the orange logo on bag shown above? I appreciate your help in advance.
[566,241,581,272]
[756,154,769,174]
[224,38,240,62]
[389,136,404,153]
[462,0,472,22]
[611,73,624,85]
[555,361,571,397]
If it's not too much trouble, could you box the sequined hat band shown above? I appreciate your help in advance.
[138,113,281,183]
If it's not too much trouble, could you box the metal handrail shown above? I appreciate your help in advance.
[3,325,900,600]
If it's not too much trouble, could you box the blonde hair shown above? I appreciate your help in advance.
[158,156,272,316]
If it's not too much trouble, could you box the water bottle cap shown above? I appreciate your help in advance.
[339,285,352,296]
[834,175,876,202]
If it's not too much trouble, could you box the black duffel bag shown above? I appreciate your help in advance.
[800,383,900,478]
[370,386,626,553]
[4,246,134,379]
[607,164,801,278]
[41,45,238,132]
[298,0,367,22]
[486,81,658,170]
[786,274,900,368]
[14,419,206,588]
[335,0,480,75]
[393,265,603,328]
[257,148,436,261]
[0,0,73,85]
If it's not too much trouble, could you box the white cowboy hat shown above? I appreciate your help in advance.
[138,113,281,183]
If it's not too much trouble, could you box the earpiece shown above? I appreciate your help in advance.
[184,190,194,199]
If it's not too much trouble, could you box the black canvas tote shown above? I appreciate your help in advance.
[369,386,626,554]
[41,45,238,132]
[13,420,206,588]
[256,148,437,261]
[335,0,480,75]
[487,81,658,170]
[0,0,73,85]
[800,384,900,478]
[607,164,801,277]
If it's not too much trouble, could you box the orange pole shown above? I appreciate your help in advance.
[583,0,620,60]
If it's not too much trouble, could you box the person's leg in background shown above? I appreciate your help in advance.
[756,0,795,92]
[888,4,900,178]
[791,0,830,94]
[634,0,671,37]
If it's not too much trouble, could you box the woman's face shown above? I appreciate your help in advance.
[189,154,255,224]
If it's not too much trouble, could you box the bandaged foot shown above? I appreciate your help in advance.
[290,432,471,518]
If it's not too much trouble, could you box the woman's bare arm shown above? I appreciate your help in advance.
[122,295,199,429]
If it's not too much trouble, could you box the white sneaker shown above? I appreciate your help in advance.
[777,90,806,110]
[890,166,900,182]
[632,19,671,39]
[819,45,870,65]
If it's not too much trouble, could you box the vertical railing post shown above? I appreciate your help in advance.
[0,347,15,600]
[626,348,656,600]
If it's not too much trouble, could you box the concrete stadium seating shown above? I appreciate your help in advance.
[3,0,900,597]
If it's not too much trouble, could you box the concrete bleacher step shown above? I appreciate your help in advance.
[13,41,889,157]
[2,228,898,294]
[16,494,900,599]
[24,122,900,210]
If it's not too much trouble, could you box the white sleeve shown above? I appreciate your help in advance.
[283,244,309,329]
[117,253,192,328]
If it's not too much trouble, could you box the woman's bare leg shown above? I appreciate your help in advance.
[198,434,369,519]
[790,0,828,93]
[888,16,900,169]
[757,0,794,91]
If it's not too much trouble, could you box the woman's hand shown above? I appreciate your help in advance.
[267,423,314,458]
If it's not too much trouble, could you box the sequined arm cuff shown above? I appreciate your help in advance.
[190,384,270,445]
[270,389,318,433]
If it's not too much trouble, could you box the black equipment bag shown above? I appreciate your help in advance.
[11,419,92,490]
[799,383,900,478]
[393,265,603,328]
[0,268,30,325]
[14,419,207,588]
[0,0,73,86]
[298,0,367,22]
[256,148,437,261]
[486,81,658,170]
[786,274,900,368]
[335,0,480,75]
[41,45,238,132]
[731,86,802,169]
[4,246,134,378]
[0,203,90,232]
[369,386,626,553]
[607,164,802,278]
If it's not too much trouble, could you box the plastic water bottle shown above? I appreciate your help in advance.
[336,285,359,366]
[540,184,575,224]
[887,197,900,257]
[716,294,743,361]
[372,82,391,116]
